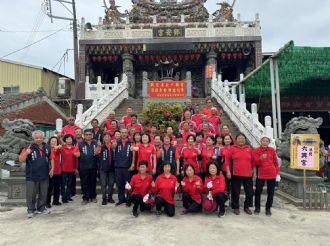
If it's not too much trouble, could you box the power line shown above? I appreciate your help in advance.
[0,28,70,33]
[0,29,63,59]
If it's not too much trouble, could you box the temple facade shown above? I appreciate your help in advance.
[79,0,262,98]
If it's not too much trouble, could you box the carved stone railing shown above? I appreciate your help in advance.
[80,15,260,40]
[211,72,274,148]
[75,74,128,129]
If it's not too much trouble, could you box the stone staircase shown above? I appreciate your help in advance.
[113,98,144,122]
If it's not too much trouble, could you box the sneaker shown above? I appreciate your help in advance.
[91,198,98,203]
[244,208,252,215]
[52,201,62,206]
[133,210,139,217]
[115,201,124,207]
[68,198,73,202]
[181,209,189,215]
[81,200,89,205]
[46,204,52,209]
[156,211,162,217]
[233,209,240,215]
[102,199,107,205]
[62,200,68,204]
[36,208,50,215]
[266,208,272,216]
[27,212,34,219]
[254,208,260,215]
[108,198,115,204]
[218,210,226,217]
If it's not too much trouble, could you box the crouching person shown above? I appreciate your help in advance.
[153,163,179,217]
[19,130,53,218]
[181,164,203,214]
[126,160,153,217]
[203,162,227,217]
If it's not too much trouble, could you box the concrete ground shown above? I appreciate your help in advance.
[0,192,329,246]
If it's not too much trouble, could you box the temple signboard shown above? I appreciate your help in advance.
[153,27,185,38]
[149,81,186,98]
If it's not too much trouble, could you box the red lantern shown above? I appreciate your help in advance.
[184,54,190,61]
[190,54,195,60]
[221,53,226,60]
[113,56,118,62]
[173,55,178,61]
[150,55,155,61]
[233,53,238,59]
[179,54,184,61]
[97,56,102,62]
[145,55,150,61]
[156,55,161,61]
[92,56,97,62]
[161,55,167,61]
[138,55,144,62]
[102,56,107,62]
[108,56,113,62]
[196,54,201,60]
[237,53,243,59]
[227,53,232,60]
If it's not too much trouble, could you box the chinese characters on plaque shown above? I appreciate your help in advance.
[149,81,186,98]
[205,64,216,79]
[153,27,185,38]
[290,134,320,171]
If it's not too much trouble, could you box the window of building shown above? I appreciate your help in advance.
[3,86,20,94]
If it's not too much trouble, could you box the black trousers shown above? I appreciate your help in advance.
[79,168,97,201]
[214,192,227,212]
[47,174,61,204]
[255,178,276,209]
[231,175,254,209]
[130,194,151,212]
[99,170,115,200]
[115,168,130,203]
[71,173,76,196]
[182,193,201,212]
[61,172,74,201]
[156,197,175,217]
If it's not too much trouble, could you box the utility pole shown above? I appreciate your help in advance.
[45,0,79,99]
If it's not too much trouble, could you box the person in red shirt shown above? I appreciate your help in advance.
[46,136,62,207]
[179,111,197,132]
[219,135,234,195]
[201,136,217,179]
[127,114,143,134]
[57,134,80,203]
[122,107,133,127]
[181,135,201,175]
[225,133,254,215]
[104,111,118,131]
[127,160,153,217]
[253,136,280,216]
[195,132,206,151]
[153,163,179,217]
[202,99,220,117]
[203,162,227,217]
[136,134,156,175]
[209,107,221,135]
[201,123,215,143]
[106,120,119,140]
[166,127,177,146]
[61,116,80,138]
[181,164,203,214]
[197,115,216,134]
[191,105,203,127]
[131,132,142,173]
[181,122,196,144]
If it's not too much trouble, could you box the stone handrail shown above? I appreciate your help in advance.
[75,74,128,129]
[211,72,274,148]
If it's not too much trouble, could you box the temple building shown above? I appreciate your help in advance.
[78,0,262,98]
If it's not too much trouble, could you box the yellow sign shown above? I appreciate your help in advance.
[290,134,320,171]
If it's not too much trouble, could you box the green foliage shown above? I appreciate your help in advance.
[142,103,183,134]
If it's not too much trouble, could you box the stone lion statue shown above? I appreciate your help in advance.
[0,118,36,166]
[276,116,326,175]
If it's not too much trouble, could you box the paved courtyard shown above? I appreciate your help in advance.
[0,190,329,246]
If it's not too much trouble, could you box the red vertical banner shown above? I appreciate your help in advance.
[149,81,186,98]
[205,64,216,79]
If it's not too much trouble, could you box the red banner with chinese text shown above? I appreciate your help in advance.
[149,81,186,98]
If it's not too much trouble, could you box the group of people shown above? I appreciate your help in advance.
[19,99,281,219]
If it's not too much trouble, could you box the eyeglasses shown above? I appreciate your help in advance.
[85,133,92,136]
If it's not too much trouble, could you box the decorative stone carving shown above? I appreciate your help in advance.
[122,53,135,97]
[0,119,36,166]
[276,116,326,175]
[103,0,128,25]
[213,1,236,22]
[205,52,218,96]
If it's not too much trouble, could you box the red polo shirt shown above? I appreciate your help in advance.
[58,145,79,172]
[154,173,178,205]
[122,115,132,127]
[192,114,203,126]
[51,147,61,175]
[129,174,153,197]
[62,124,80,138]
[137,144,156,172]
[181,146,200,174]
[182,175,203,204]
[203,174,226,196]
[127,123,143,134]
[201,146,216,173]
[224,145,254,177]
[253,146,280,179]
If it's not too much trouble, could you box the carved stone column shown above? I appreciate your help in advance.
[122,53,135,97]
[205,51,218,96]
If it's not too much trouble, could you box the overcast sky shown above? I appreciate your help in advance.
[0,0,329,78]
